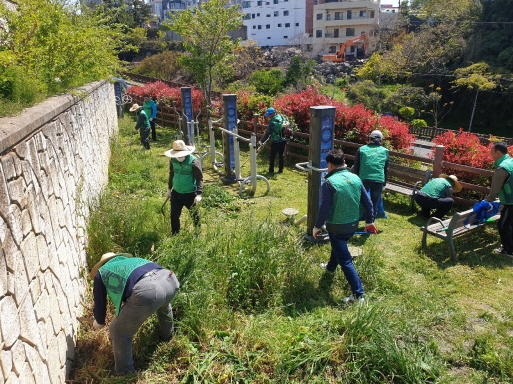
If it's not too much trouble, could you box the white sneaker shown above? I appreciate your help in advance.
[343,294,365,304]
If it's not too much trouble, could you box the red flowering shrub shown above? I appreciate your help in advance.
[127,82,204,112]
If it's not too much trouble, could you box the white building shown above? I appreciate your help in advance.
[240,0,307,47]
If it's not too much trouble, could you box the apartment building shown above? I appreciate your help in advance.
[313,0,379,57]
[240,0,307,46]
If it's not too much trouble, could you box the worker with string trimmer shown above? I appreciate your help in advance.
[258,107,290,174]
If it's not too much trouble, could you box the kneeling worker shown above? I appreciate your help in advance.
[90,253,180,374]
[414,174,462,219]
[165,140,203,235]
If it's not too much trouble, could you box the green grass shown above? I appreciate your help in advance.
[70,116,513,383]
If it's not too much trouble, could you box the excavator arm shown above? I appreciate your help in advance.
[322,33,368,62]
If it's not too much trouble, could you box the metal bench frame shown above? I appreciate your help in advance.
[420,208,501,260]
[385,163,432,211]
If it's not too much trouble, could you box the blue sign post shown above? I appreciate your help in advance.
[306,106,335,236]
[221,94,238,184]
[180,87,194,146]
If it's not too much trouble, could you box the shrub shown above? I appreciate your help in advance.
[131,51,186,81]
[383,86,429,116]
[346,80,379,111]
[247,68,285,96]
[411,119,428,129]
[127,81,204,111]
[398,106,415,120]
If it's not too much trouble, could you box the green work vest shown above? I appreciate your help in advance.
[420,178,451,199]
[270,114,285,142]
[327,170,362,225]
[494,154,513,204]
[143,99,155,120]
[172,155,197,194]
[99,256,151,316]
[139,110,151,130]
[358,144,389,182]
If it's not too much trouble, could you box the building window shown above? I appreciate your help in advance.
[242,1,251,8]
[284,10,289,16]
[295,23,299,26]
[335,12,343,20]
[257,13,260,16]
[285,23,290,27]
[257,0,262,5]
[326,13,331,21]
[266,14,271,17]
[329,46,336,53]
[334,28,339,38]
[284,35,288,38]
[252,14,255,18]
[268,36,271,39]
[346,28,355,36]
[350,46,355,53]
[253,25,256,29]
[316,13,323,20]
[359,10,366,18]
[258,25,262,29]
[347,10,352,19]
[316,30,322,38]
[243,13,251,20]
[274,0,278,3]
[278,23,282,27]
[266,24,270,29]
[370,10,375,18]
[274,11,279,16]
[266,1,270,4]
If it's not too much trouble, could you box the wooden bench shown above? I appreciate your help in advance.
[385,163,432,211]
[420,208,501,260]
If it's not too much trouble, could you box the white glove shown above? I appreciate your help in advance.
[313,227,322,239]
[93,320,105,330]
[194,195,202,205]
[149,118,153,121]
[258,141,262,146]
[167,189,172,198]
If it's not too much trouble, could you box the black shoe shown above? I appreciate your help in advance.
[494,248,513,257]
[278,169,283,173]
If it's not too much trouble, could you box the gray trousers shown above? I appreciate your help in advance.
[109,269,180,373]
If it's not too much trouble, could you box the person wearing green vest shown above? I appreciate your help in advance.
[130,103,151,150]
[414,174,462,219]
[352,130,389,220]
[484,142,513,256]
[313,149,378,304]
[90,252,180,374]
[258,107,287,173]
[165,140,203,235]
[143,94,158,142]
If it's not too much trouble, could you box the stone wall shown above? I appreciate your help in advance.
[0,80,118,383]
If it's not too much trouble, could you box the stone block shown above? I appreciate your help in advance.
[10,339,25,376]
[1,155,17,181]
[0,349,12,379]
[0,249,6,298]
[34,289,50,322]
[19,289,44,352]
[0,297,20,348]
[36,234,50,271]
[13,251,29,306]
[46,338,61,384]
[20,232,38,280]
[7,204,23,245]
[12,156,23,179]
[0,165,10,208]
[17,362,35,384]
[5,373,20,384]
[24,344,45,383]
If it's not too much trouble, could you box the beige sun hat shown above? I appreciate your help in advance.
[164,140,195,158]
[440,174,463,193]
[89,252,133,279]
[129,103,142,112]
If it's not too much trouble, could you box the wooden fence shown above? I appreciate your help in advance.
[409,125,513,146]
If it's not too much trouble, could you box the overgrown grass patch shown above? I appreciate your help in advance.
[70,116,513,383]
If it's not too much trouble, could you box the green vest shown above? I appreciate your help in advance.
[139,110,151,129]
[358,144,389,182]
[494,154,513,204]
[172,155,197,194]
[143,99,155,120]
[327,170,362,225]
[270,114,285,141]
[99,256,151,316]
[420,178,451,199]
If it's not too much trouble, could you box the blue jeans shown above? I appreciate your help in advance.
[109,269,180,373]
[363,181,383,221]
[326,232,364,298]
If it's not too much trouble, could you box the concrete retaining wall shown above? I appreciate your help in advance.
[0,80,118,383]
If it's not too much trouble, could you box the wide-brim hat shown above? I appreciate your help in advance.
[440,174,463,193]
[129,103,142,112]
[89,252,133,279]
[164,140,195,158]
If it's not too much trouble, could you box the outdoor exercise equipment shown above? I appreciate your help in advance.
[113,77,131,117]
[294,106,336,242]
[181,87,197,146]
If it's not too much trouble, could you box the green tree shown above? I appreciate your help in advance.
[285,56,315,91]
[0,0,122,99]
[162,0,243,102]
[248,69,285,96]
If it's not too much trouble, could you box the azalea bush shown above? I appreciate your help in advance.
[127,81,204,112]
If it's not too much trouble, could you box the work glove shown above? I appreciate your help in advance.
[149,118,153,121]
[365,223,378,234]
[257,141,262,146]
[167,189,172,198]
[313,227,322,239]
[194,195,202,205]
[481,200,493,211]
[92,320,105,330]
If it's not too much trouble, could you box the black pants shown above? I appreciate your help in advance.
[170,190,200,234]
[269,140,286,173]
[150,120,157,141]
[498,204,513,254]
[140,128,150,150]
[414,192,453,219]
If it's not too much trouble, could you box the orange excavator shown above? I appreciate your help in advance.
[322,33,368,62]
